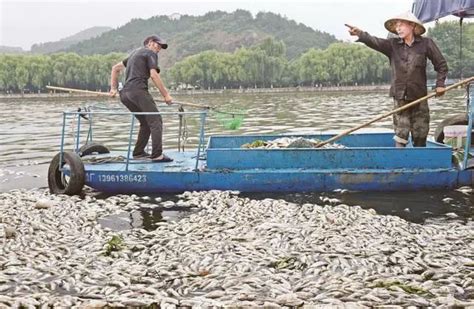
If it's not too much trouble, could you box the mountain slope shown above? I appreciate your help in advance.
[0,46,24,54]
[64,10,338,67]
[31,26,112,54]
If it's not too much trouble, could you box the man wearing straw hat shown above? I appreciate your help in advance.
[109,35,174,162]
[346,12,448,147]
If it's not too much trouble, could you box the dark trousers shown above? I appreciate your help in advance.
[120,89,163,158]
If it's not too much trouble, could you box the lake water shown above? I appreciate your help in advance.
[1,90,472,226]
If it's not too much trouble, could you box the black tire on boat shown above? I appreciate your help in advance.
[78,142,110,157]
[48,152,85,195]
[433,113,468,143]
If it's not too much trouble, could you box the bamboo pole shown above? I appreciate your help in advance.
[45,85,210,109]
[316,76,474,148]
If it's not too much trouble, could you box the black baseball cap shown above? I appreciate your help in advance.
[143,35,168,49]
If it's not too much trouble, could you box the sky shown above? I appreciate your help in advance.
[0,0,449,51]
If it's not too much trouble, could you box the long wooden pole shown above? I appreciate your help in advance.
[45,85,210,109]
[316,76,474,148]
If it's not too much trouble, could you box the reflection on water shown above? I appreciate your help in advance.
[97,193,198,231]
[97,187,474,231]
[1,90,472,228]
[243,189,474,224]
[99,207,197,231]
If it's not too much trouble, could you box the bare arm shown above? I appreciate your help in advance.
[150,69,173,104]
[109,62,125,97]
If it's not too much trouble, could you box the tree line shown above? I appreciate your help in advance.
[0,21,472,94]
[0,39,390,93]
[0,53,124,94]
[167,38,391,89]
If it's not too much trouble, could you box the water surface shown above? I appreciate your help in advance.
[1,90,472,227]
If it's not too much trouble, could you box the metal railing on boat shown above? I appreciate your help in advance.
[59,109,208,172]
[463,82,474,169]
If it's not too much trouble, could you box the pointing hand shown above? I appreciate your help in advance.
[345,24,362,36]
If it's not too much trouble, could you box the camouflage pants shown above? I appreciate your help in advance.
[392,99,430,147]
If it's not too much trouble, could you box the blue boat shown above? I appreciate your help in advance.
[47,82,474,195]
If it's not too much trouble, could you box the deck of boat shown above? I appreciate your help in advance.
[82,151,205,173]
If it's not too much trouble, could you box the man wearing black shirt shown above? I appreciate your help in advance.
[346,12,448,147]
[109,35,173,162]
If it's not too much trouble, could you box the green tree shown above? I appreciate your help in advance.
[15,57,29,95]
[0,52,125,93]
[428,21,474,78]
[0,55,18,91]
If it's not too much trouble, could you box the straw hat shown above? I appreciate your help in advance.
[384,11,426,36]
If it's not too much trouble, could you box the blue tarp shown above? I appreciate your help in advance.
[413,0,474,22]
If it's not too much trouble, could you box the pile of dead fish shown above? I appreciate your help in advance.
[241,137,346,149]
[0,189,473,307]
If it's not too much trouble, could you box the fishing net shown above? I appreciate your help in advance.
[213,108,246,130]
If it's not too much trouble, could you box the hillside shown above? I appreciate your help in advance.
[30,26,112,54]
[0,46,24,54]
[64,10,338,67]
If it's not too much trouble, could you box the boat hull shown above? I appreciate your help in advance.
[82,167,473,193]
[66,132,473,193]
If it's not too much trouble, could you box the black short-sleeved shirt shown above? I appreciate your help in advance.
[122,47,160,91]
